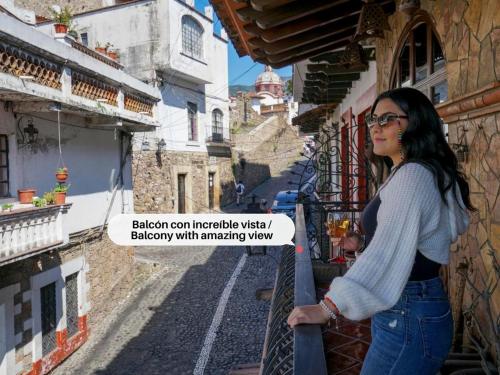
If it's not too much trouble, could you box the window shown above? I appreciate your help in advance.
[80,32,88,47]
[212,109,223,139]
[187,102,198,141]
[40,282,57,356]
[182,15,203,60]
[0,135,9,197]
[65,273,79,338]
[391,21,447,104]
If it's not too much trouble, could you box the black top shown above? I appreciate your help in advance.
[360,194,441,281]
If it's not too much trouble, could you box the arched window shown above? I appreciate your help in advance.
[212,109,223,136]
[182,15,203,60]
[391,21,447,104]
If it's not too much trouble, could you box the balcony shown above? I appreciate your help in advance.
[0,12,160,130]
[205,126,231,156]
[260,103,288,115]
[0,204,71,266]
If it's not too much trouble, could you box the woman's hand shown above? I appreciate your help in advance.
[287,304,330,328]
[330,232,363,251]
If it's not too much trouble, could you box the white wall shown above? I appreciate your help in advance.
[0,104,133,234]
[338,61,377,119]
[42,1,230,154]
[37,1,161,82]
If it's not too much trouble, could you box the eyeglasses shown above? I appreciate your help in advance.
[365,112,409,130]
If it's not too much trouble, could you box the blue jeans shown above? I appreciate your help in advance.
[361,277,453,375]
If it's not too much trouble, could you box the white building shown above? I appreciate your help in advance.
[0,6,160,375]
[35,0,233,212]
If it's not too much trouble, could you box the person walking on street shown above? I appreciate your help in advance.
[235,180,245,206]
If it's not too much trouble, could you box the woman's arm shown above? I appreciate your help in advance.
[325,163,441,320]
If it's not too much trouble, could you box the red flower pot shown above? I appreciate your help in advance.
[95,47,106,54]
[56,171,68,182]
[54,23,68,34]
[107,51,118,60]
[54,192,66,205]
[18,189,36,204]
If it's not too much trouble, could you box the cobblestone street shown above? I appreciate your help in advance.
[52,163,307,375]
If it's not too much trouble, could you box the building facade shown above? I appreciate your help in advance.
[35,0,234,212]
[0,5,160,374]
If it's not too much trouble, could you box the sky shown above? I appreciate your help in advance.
[195,0,292,86]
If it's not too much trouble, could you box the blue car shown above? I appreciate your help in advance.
[271,190,298,220]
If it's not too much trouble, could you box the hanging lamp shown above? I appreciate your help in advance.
[354,0,390,41]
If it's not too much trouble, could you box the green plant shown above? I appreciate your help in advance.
[2,203,13,211]
[54,183,70,193]
[32,197,47,208]
[56,167,68,173]
[43,191,56,205]
[49,6,73,26]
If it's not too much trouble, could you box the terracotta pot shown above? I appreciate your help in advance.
[54,23,68,34]
[95,47,106,54]
[17,189,36,204]
[107,51,118,60]
[55,171,68,182]
[54,192,66,205]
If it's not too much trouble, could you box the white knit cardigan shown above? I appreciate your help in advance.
[325,162,470,321]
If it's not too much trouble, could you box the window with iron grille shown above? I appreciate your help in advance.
[65,273,79,337]
[41,282,57,356]
[0,135,9,197]
[212,109,223,141]
[187,102,198,141]
[182,15,203,60]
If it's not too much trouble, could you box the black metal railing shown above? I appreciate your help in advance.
[261,205,327,375]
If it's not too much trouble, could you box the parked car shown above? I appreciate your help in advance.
[271,190,298,220]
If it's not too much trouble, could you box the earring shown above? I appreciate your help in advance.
[398,126,405,161]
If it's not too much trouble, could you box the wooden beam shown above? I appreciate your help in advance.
[304,80,353,86]
[264,37,351,64]
[247,23,356,55]
[304,72,361,82]
[306,64,368,74]
[242,1,364,42]
[248,16,358,53]
[309,47,376,63]
[250,0,295,12]
[236,0,349,29]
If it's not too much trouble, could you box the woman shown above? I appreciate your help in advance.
[287,87,474,374]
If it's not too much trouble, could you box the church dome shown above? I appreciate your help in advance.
[255,66,283,97]
[255,65,282,85]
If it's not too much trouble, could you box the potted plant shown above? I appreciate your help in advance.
[56,167,69,182]
[95,42,106,54]
[32,197,47,208]
[49,6,72,34]
[1,203,13,212]
[43,191,56,205]
[18,188,36,204]
[107,48,119,61]
[53,183,70,205]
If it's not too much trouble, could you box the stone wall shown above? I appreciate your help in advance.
[132,150,234,212]
[376,0,500,359]
[14,0,104,18]
[232,117,303,194]
[0,230,137,373]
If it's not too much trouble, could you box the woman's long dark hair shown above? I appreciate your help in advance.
[371,87,475,211]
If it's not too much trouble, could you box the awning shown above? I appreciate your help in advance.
[292,104,336,134]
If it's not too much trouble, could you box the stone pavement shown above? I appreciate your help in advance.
[52,162,309,375]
